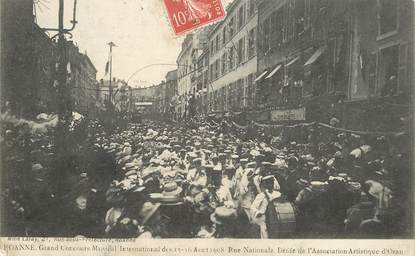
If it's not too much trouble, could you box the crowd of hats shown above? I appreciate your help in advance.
[1,113,410,238]
[91,117,411,238]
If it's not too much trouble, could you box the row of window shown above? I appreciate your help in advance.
[259,0,311,55]
[210,0,256,57]
[209,28,256,82]
[208,73,257,112]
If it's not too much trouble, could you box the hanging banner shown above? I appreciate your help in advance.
[270,107,306,121]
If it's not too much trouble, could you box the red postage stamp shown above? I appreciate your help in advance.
[163,0,226,35]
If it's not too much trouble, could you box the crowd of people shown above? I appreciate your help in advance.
[1,114,412,238]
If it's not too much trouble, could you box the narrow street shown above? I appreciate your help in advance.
[1,0,414,240]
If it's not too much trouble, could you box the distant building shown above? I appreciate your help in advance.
[129,85,159,114]
[67,41,99,118]
[176,27,211,120]
[99,78,130,113]
[165,69,178,119]
[154,81,167,114]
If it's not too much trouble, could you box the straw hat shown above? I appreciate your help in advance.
[32,163,44,172]
[162,182,183,196]
[138,202,161,225]
[210,206,237,225]
[310,181,327,192]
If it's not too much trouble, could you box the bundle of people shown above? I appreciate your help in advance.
[88,119,410,238]
[1,116,411,238]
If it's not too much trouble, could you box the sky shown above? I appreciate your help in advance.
[35,0,233,88]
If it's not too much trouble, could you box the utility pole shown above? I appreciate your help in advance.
[54,0,72,199]
[108,42,116,103]
[41,0,78,202]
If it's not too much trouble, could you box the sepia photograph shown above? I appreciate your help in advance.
[0,0,414,242]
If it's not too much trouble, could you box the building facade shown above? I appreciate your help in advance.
[207,0,258,117]
[176,27,211,120]
[154,81,167,115]
[195,48,210,116]
[343,0,414,131]
[255,0,413,131]
[1,0,59,117]
[176,34,194,120]
[67,41,99,118]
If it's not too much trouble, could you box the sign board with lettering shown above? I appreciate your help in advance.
[270,107,306,121]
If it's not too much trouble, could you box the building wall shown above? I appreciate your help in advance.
[256,0,352,123]
[1,0,59,117]
[255,0,413,131]
[67,41,99,117]
[342,0,414,131]
[208,0,258,114]
[348,0,414,100]
[176,34,194,118]
[130,85,158,103]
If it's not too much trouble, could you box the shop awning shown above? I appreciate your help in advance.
[304,46,326,66]
[254,70,268,82]
[286,56,300,66]
[265,65,282,79]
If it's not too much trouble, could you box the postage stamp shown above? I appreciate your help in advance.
[163,0,226,35]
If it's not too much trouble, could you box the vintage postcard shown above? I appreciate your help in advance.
[0,0,414,255]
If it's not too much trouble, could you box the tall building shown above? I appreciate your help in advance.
[1,0,59,117]
[255,0,414,131]
[195,48,210,116]
[207,0,258,118]
[176,34,194,120]
[67,41,99,118]
[176,27,211,120]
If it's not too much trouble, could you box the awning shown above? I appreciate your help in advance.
[304,46,326,66]
[254,70,268,82]
[265,65,282,79]
[286,56,300,66]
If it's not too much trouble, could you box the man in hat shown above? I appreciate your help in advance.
[191,191,215,238]
[235,166,257,222]
[202,149,212,166]
[250,175,281,238]
[177,149,188,171]
[210,206,238,238]
[285,156,303,201]
[205,164,233,208]
[222,165,237,194]
[218,153,227,171]
[233,158,248,197]
[137,202,167,238]
[254,154,265,176]
[211,154,220,170]
[187,158,207,187]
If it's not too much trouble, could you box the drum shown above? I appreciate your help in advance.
[266,200,298,238]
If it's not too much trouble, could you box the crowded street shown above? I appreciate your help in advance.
[1,0,414,240]
[1,114,412,238]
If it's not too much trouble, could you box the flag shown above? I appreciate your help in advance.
[105,61,109,75]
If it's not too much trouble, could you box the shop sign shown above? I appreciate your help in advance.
[270,107,306,121]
